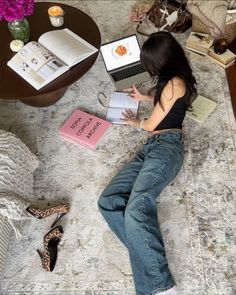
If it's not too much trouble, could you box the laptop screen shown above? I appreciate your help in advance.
[100,35,141,71]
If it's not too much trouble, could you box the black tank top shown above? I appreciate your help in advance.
[154,78,190,131]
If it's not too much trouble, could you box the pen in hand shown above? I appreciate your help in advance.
[123,84,145,101]
[123,85,137,99]
[127,91,135,97]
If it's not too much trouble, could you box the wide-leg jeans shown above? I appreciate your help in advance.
[98,130,184,295]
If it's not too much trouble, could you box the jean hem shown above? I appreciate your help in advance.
[138,284,176,295]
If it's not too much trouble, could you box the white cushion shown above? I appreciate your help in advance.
[0,130,39,272]
[0,215,12,273]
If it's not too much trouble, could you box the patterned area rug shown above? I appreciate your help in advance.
[0,1,236,295]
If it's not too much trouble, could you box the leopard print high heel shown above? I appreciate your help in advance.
[37,225,64,272]
[26,203,70,227]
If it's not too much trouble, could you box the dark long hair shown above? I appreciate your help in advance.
[140,31,197,106]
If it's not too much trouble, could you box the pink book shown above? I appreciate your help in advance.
[59,109,111,150]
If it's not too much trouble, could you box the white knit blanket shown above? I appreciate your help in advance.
[0,130,39,273]
[0,130,39,225]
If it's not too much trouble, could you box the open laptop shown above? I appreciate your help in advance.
[100,35,150,90]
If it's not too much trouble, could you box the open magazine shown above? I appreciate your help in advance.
[7,28,98,90]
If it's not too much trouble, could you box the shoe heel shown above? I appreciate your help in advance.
[37,249,43,259]
[51,212,67,228]
[37,226,63,272]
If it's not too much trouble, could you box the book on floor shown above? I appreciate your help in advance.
[186,46,207,56]
[207,48,236,65]
[206,55,235,69]
[186,95,217,123]
[7,28,98,90]
[106,92,139,124]
[59,109,111,150]
[186,32,214,55]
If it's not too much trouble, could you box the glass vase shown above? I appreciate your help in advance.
[8,18,30,43]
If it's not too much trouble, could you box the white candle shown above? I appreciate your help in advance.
[10,40,24,52]
[48,6,64,27]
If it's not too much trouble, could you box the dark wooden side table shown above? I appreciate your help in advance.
[0,2,101,107]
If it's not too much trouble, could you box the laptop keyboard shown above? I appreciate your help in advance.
[111,64,146,82]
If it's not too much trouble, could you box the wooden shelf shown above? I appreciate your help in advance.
[226,39,236,120]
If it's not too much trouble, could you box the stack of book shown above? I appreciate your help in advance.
[207,48,236,69]
[186,32,214,56]
[186,31,236,69]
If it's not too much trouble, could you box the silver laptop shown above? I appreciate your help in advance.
[100,35,150,90]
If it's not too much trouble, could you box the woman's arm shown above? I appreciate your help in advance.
[122,78,186,131]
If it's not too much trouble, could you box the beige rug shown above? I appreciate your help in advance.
[0,1,236,294]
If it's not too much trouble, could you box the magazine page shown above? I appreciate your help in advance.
[38,28,98,68]
[7,41,69,90]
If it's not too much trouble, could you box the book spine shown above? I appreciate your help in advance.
[59,133,96,150]
[186,46,207,56]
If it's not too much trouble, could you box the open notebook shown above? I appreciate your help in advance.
[106,92,139,124]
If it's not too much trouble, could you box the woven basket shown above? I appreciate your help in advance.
[192,8,236,44]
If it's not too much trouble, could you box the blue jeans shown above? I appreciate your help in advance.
[98,130,184,295]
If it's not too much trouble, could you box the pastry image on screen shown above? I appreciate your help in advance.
[112,44,131,58]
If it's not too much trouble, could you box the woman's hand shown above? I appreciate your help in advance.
[123,84,151,101]
[121,109,140,128]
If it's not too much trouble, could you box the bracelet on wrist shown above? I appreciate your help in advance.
[139,119,145,130]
